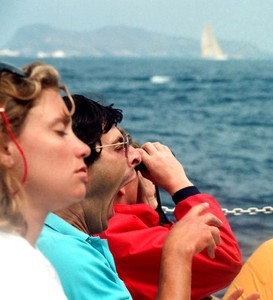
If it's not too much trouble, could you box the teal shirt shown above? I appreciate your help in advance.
[37,213,132,300]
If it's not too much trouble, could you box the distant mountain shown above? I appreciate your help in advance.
[0,24,271,59]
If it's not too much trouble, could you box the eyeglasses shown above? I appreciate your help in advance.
[0,62,28,184]
[94,134,130,152]
[0,62,26,77]
[85,134,131,166]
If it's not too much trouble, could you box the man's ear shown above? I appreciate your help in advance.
[0,142,16,168]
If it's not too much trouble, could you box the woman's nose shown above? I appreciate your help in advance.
[76,137,91,158]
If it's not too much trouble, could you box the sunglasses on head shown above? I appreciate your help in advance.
[0,62,26,77]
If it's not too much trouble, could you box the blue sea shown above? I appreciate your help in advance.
[4,57,273,263]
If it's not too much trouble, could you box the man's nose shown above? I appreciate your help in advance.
[127,145,142,168]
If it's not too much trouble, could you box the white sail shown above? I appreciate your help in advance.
[201,24,227,60]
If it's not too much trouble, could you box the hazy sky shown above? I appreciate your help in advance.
[1,0,273,53]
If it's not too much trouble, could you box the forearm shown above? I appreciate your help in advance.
[157,244,192,300]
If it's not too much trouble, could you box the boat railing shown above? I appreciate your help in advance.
[162,205,273,216]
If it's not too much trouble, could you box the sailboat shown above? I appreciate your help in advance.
[201,24,227,60]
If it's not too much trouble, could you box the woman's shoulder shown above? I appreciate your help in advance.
[0,231,66,298]
[0,231,32,254]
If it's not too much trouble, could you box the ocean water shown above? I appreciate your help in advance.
[4,57,273,262]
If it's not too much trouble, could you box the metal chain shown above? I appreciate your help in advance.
[162,205,273,216]
[222,206,273,216]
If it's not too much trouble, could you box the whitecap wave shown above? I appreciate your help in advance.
[150,75,171,84]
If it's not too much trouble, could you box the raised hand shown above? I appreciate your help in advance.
[138,142,193,195]
[165,202,222,259]
[136,171,158,209]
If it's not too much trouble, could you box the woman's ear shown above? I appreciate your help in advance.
[0,142,16,168]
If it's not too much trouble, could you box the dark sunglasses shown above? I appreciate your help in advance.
[0,62,26,77]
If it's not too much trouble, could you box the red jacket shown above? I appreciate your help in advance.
[100,193,242,300]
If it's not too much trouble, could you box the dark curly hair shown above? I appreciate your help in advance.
[63,94,123,166]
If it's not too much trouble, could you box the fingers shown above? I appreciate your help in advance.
[142,141,172,154]
[187,203,222,259]
[207,242,216,259]
[207,227,221,259]
[194,203,221,258]
[136,172,158,209]
[187,203,223,226]
[226,288,260,300]
[186,202,210,215]
[228,289,244,299]
[211,226,221,246]
[203,212,223,227]
[245,294,260,300]
[186,203,223,228]
[139,142,175,166]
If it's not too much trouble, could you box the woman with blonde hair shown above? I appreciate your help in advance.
[0,61,90,299]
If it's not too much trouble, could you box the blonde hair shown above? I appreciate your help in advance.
[0,61,74,235]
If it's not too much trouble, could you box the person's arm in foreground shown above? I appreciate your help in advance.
[156,203,259,300]
[156,202,221,299]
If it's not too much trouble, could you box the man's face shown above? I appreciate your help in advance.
[83,126,141,234]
